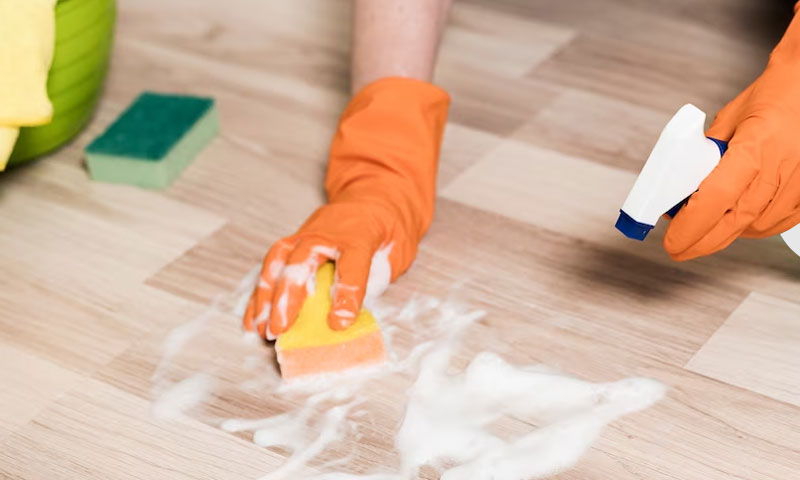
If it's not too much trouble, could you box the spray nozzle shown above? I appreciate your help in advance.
[615,104,723,241]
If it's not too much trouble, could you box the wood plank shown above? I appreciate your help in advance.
[1,0,798,478]
[441,139,644,242]
[529,32,756,114]
[440,139,800,301]
[511,89,671,172]
[0,343,83,442]
[441,5,575,78]
[0,379,286,480]
[687,292,800,407]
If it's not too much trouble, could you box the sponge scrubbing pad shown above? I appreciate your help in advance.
[85,92,219,189]
[276,263,387,379]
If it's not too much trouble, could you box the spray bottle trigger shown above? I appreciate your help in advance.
[664,137,728,219]
[665,198,689,218]
[707,137,729,156]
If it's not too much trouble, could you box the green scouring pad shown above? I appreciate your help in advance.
[85,92,219,188]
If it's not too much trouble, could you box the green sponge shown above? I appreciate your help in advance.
[85,92,219,188]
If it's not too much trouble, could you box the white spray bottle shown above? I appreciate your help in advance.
[616,103,800,256]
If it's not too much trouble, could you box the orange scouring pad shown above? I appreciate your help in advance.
[275,263,387,379]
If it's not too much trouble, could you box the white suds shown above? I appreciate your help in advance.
[151,297,221,390]
[269,259,286,281]
[396,350,665,479]
[152,372,216,420]
[234,265,262,317]
[282,262,315,286]
[311,245,340,260]
[223,388,363,480]
[275,290,290,330]
[258,403,358,480]
[364,244,392,306]
[255,301,272,331]
[152,267,666,480]
[332,309,356,318]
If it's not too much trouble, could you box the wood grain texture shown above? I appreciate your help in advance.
[0,343,83,442]
[687,292,800,407]
[1,0,800,478]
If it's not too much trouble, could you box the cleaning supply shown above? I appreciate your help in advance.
[659,1,800,260]
[0,0,57,170]
[275,263,386,379]
[85,92,219,189]
[616,103,800,257]
[0,128,20,165]
[243,77,450,339]
[10,0,116,167]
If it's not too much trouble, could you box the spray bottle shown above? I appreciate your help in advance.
[616,104,800,256]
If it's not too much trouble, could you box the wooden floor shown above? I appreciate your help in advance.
[2,0,800,478]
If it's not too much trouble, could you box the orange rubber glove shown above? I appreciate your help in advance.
[243,77,450,339]
[664,3,800,260]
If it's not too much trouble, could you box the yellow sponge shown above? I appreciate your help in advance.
[276,263,387,379]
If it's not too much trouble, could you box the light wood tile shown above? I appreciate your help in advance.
[441,140,636,243]
[528,27,765,114]
[417,199,747,366]
[511,89,671,172]
[437,122,502,188]
[687,292,800,407]
[145,222,268,305]
[0,379,285,480]
[437,65,560,135]
[441,6,575,78]
[0,160,225,284]
[1,0,799,478]
[117,0,352,94]
[440,139,800,301]
[0,344,83,442]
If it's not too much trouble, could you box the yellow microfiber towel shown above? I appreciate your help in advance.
[0,0,56,170]
[0,128,20,164]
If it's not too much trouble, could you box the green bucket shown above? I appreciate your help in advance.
[8,0,117,167]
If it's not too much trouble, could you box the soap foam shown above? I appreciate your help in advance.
[364,244,393,305]
[152,372,216,420]
[153,268,666,480]
[257,403,359,480]
[396,349,665,479]
[223,386,364,480]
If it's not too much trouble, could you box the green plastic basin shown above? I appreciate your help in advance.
[8,0,116,166]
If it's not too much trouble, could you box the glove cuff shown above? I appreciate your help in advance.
[325,76,451,248]
[347,76,451,110]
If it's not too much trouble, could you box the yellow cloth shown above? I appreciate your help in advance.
[0,0,56,170]
[0,127,20,163]
[0,131,18,170]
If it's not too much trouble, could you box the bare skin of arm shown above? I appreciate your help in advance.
[351,0,453,93]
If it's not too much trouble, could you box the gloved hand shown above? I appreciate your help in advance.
[664,3,800,260]
[243,77,450,339]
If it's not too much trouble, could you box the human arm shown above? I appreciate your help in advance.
[243,0,453,338]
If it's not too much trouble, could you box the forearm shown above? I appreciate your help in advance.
[351,0,452,93]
